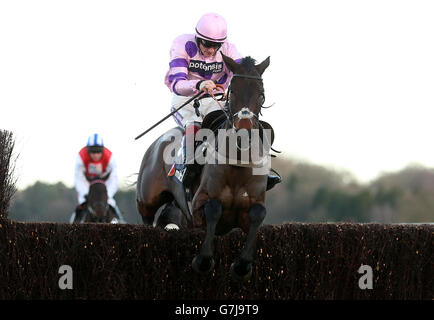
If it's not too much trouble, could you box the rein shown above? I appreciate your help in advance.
[89,179,106,186]
[207,84,230,121]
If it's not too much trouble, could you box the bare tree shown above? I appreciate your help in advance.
[0,129,17,219]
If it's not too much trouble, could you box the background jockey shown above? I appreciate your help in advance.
[71,133,126,223]
[164,12,281,191]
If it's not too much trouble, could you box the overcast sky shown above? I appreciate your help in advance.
[1,0,433,190]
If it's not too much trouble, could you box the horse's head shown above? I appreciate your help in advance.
[222,53,270,130]
[86,174,110,222]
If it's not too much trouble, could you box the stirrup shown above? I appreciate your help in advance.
[69,211,76,224]
[111,205,127,224]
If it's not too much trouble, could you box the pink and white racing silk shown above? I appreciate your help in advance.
[164,34,242,96]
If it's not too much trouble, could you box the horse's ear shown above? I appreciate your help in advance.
[221,53,240,73]
[256,56,270,76]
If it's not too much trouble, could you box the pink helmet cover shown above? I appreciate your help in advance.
[195,12,227,42]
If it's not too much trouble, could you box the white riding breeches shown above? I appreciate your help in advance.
[171,95,222,128]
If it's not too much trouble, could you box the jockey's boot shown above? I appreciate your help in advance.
[73,202,87,222]
[111,204,127,224]
[266,168,282,191]
[173,122,202,189]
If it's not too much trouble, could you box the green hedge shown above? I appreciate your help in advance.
[0,219,432,299]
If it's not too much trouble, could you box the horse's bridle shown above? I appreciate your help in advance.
[198,71,279,165]
[87,179,110,222]
[87,201,109,216]
[206,73,264,128]
[225,73,264,128]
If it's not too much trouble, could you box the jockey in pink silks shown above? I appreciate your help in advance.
[164,12,281,191]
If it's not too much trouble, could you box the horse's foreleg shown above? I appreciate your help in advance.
[136,199,158,225]
[192,199,222,274]
[231,203,266,281]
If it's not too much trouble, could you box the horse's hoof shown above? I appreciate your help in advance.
[192,255,215,274]
[230,260,253,282]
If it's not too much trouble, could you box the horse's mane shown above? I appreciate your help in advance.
[240,56,257,73]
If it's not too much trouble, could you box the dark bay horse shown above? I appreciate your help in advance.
[137,53,272,280]
[76,175,118,223]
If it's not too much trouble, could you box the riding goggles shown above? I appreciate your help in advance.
[87,146,104,154]
[198,38,222,49]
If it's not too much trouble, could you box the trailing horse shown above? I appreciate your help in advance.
[73,174,119,223]
[136,54,274,280]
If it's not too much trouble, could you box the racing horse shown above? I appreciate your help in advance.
[136,53,272,280]
[74,174,119,223]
